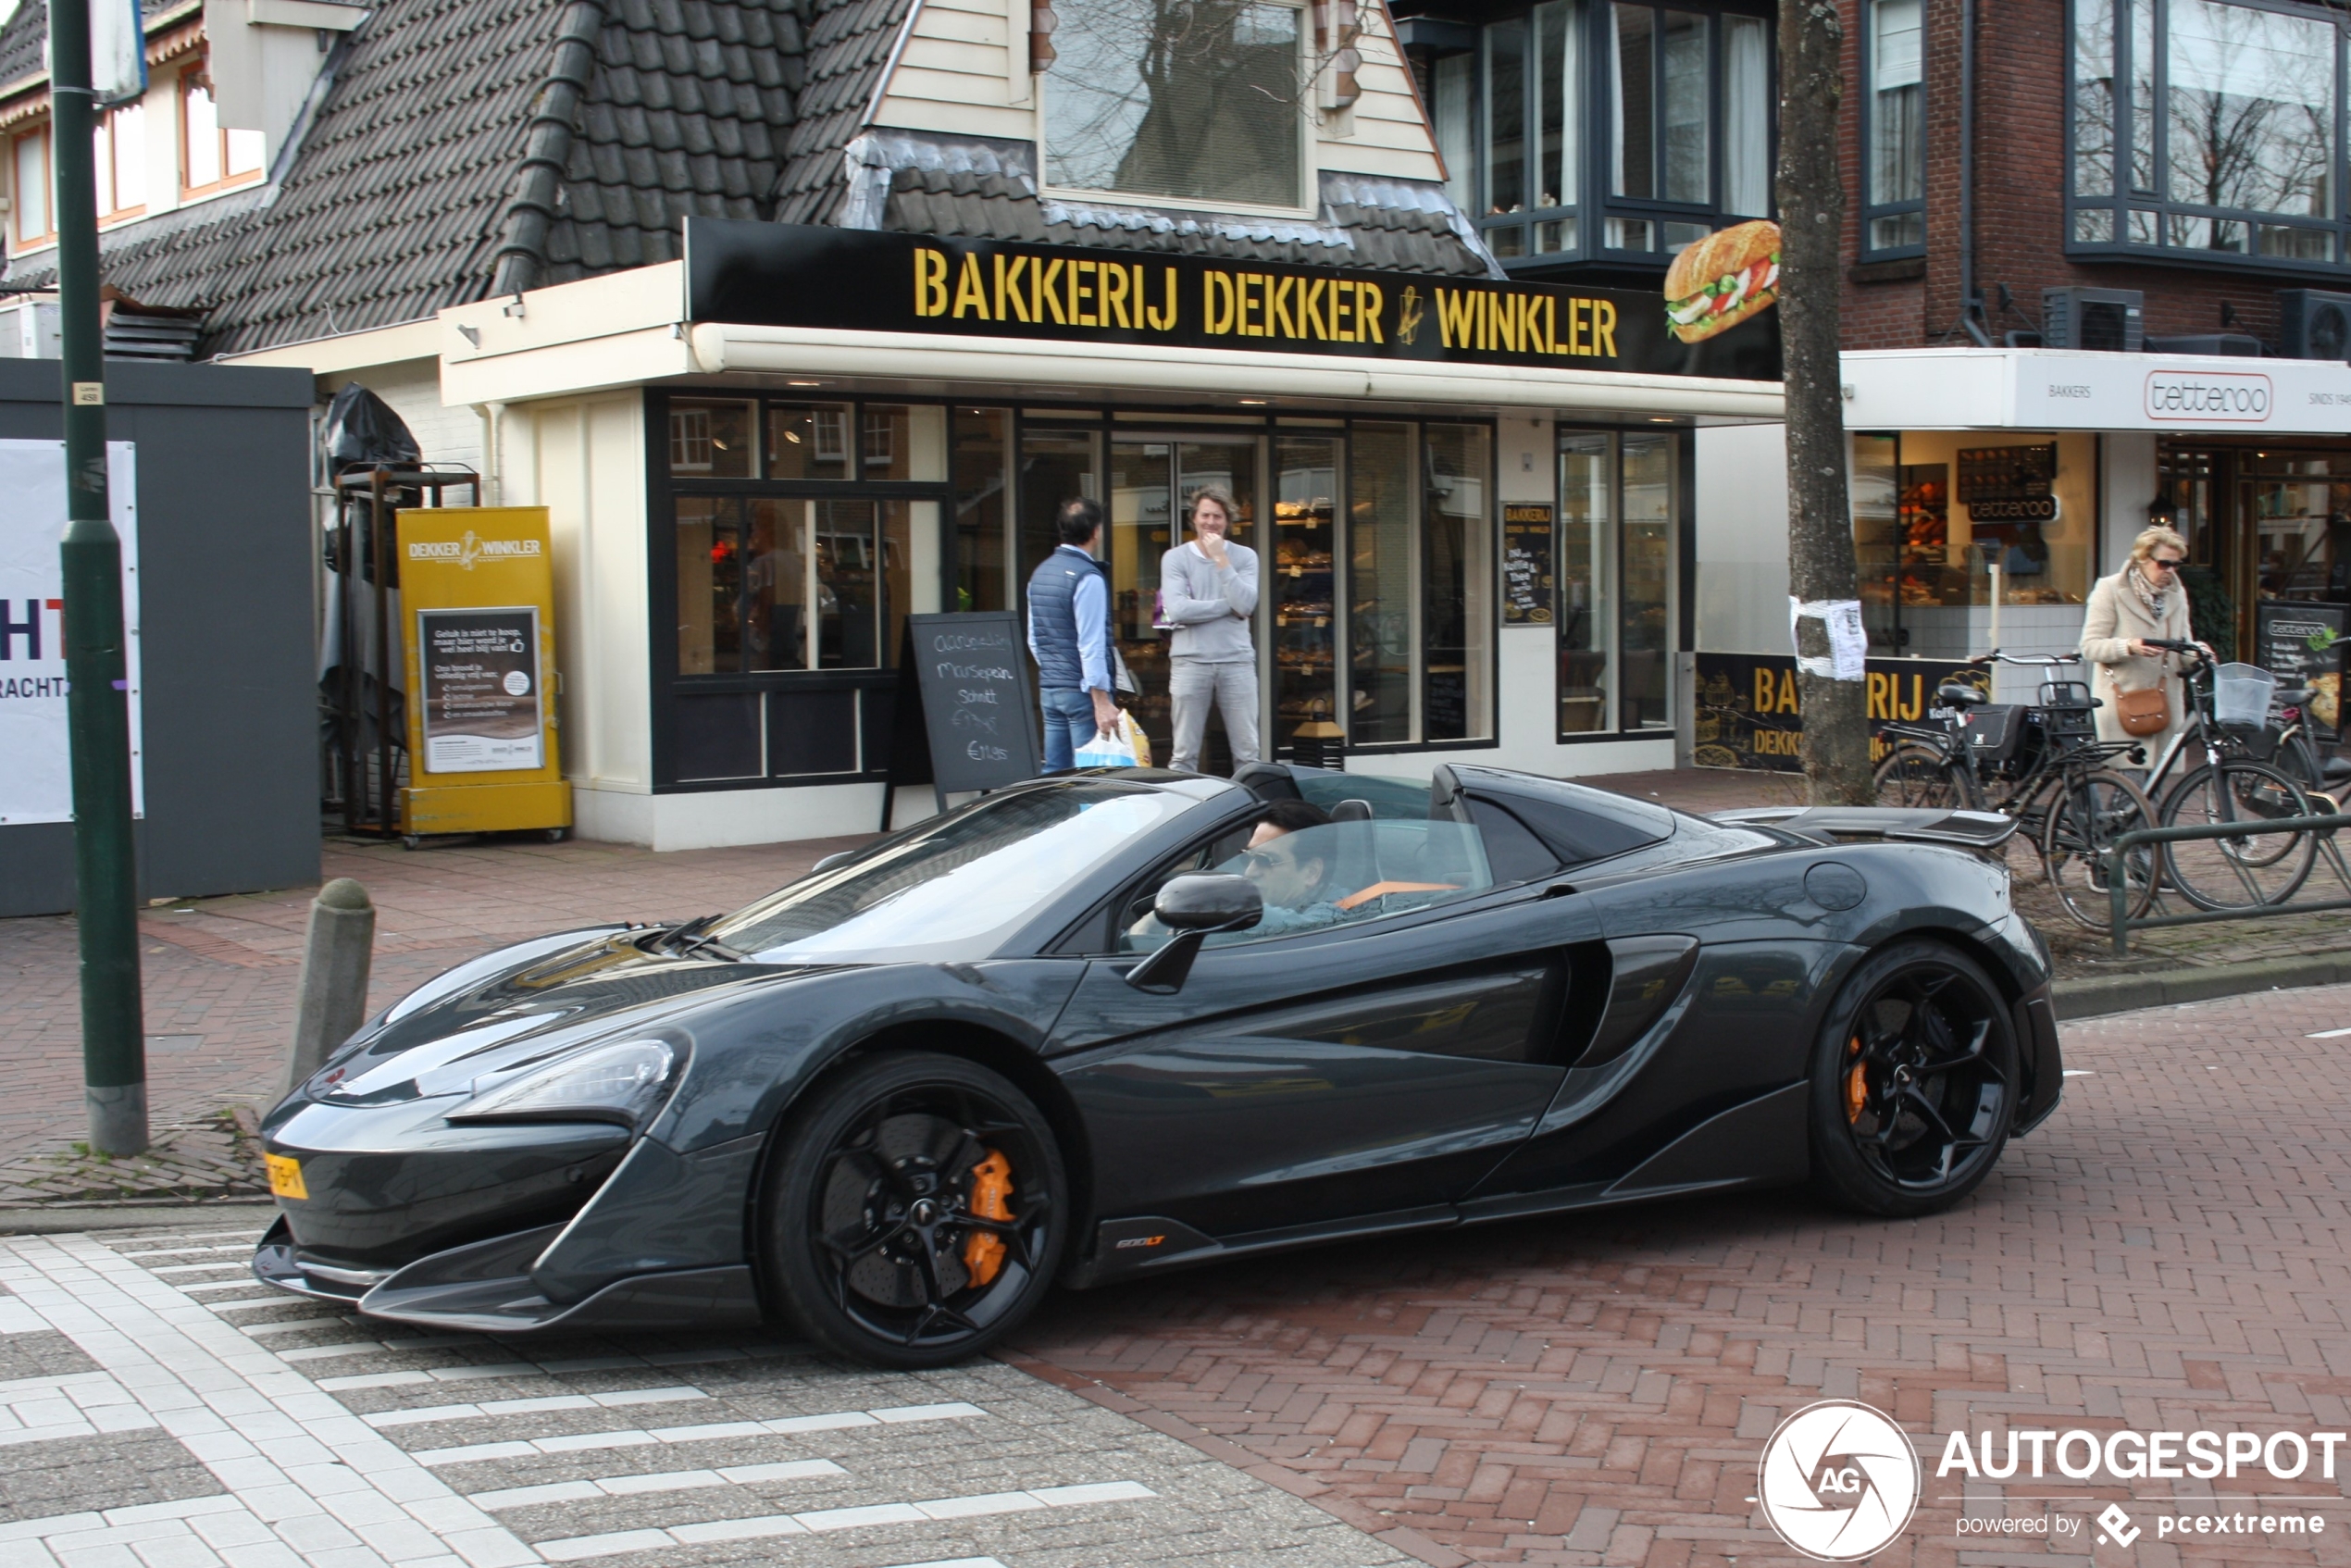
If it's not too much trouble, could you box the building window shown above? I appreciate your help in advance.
[180,70,266,198]
[11,123,51,247]
[2071,0,2340,267]
[1045,0,1305,210]
[1422,2,1771,269]
[1863,0,1924,254]
[1557,429,1680,737]
[94,104,147,222]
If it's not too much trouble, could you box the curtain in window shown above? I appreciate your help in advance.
[1536,0,1579,211]
[1434,52,1477,215]
[1610,5,1649,198]
[1723,13,1769,217]
[1489,18,1527,213]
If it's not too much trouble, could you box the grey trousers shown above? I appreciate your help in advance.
[1168,658,1261,773]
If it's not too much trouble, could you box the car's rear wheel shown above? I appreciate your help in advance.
[1808,941,2017,1217]
[761,1052,1065,1368]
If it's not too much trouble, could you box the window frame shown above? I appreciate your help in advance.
[94,104,148,225]
[2066,0,2350,274]
[1037,0,1319,219]
[11,121,54,249]
[1553,423,1689,740]
[178,65,266,201]
[1859,0,1927,259]
[1427,0,1776,273]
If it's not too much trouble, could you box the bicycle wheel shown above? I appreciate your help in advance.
[2039,768,2158,929]
[1872,743,1980,810]
[2158,761,2317,911]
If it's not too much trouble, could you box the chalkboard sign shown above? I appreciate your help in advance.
[879,611,1041,828]
[2256,600,2346,742]
[1502,504,1555,625]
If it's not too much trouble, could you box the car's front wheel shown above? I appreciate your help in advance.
[1808,941,2018,1217]
[761,1052,1066,1368]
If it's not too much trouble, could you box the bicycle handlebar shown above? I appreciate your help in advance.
[1970,649,2084,668]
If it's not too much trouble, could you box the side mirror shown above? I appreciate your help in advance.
[1125,874,1263,993]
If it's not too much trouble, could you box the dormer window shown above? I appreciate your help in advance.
[180,68,266,199]
[1044,0,1306,211]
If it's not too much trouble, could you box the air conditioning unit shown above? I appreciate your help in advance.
[2276,289,2351,360]
[2145,333,2264,357]
[2041,287,2145,352]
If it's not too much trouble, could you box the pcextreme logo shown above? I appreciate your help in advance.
[1758,1400,1922,1561]
[405,532,542,571]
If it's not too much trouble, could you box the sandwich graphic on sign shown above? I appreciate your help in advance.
[1663,219,1781,343]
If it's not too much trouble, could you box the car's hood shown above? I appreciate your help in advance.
[283,927,851,1114]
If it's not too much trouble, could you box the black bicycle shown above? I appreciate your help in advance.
[1872,653,2157,928]
[2135,641,2318,911]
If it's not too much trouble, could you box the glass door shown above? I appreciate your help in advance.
[1273,436,1342,756]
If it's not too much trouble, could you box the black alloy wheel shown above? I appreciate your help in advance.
[762,1052,1065,1369]
[1809,941,2018,1217]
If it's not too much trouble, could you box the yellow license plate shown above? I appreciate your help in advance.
[265,1153,308,1201]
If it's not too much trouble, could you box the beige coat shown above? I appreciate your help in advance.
[2079,567,2193,757]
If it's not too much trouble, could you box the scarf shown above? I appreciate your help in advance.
[2127,564,2169,623]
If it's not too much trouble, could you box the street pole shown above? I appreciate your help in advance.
[53,0,147,1156]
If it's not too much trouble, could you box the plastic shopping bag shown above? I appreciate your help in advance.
[1074,723,1139,769]
[1120,709,1153,768]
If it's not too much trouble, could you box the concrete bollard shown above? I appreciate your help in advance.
[288,878,376,1093]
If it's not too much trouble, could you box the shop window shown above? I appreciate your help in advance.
[767,403,852,480]
[1272,435,1342,755]
[1555,429,1681,737]
[1350,423,1417,743]
[674,495,920,675]
[670,399,756,477]
[1863,0,1924,254]
[952,407,1013,613]
[12,123,51,247]
[1424,2,1771,269]
[93,105,146,222]
[1018,428,1101,591]
[2070,0,2340,267]
[865,404,948,481]
[1044,0,1305,211]
[1852,431,2096,664]
[1347,422,1496,747]
[1109,435,1261,763]
[1424,425,1493,740]
[180,70,265,198]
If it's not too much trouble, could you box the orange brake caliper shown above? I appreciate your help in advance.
[963,1150,1014,1286]
[1845,1036,1869,1124]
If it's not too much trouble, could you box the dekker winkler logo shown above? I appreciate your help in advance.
[406,532,543,571]
[1758,1400,1922,1561]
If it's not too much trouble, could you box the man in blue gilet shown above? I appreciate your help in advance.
[1026,497,1118,772]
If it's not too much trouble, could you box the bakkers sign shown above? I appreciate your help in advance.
[682,218,1783,381]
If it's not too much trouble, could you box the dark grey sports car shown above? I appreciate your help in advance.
[253,763,2059,1367]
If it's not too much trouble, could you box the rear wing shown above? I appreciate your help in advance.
[1710,805,2020,851]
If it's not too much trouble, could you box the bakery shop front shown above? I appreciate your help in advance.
[242,219,1782,850]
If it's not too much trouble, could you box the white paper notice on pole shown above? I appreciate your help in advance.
[1789,597,1869,682]
[0,441,143,824]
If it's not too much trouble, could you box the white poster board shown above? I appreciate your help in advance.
[0,441,143,824]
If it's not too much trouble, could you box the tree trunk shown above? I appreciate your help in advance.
[1778,0,1872,805]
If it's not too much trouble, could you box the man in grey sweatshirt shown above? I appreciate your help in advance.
[1161,485,1261,772]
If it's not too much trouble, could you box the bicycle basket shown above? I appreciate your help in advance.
[2038,679,2095,711]
[1964,703,2026,764]
[2211,663,2276,727]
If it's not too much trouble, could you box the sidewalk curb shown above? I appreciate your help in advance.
[2054,953,2351,1022]
[0,1199,275,1235]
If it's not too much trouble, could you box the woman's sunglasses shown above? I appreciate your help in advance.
[2150,556,2185,572]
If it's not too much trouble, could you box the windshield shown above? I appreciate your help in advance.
[712,780,1194,963]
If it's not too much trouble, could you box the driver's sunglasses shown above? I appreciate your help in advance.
[1240,849,1294,876]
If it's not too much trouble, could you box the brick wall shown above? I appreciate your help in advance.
[1835,0,2312,351]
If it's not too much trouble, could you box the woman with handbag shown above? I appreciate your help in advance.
[2080,525,2196,763]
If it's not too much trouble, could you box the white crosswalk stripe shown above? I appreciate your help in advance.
[410,1402,985,1465]
[468,1456,845,1510]
[530,1482,1156,1562]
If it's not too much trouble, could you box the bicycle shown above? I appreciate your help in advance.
[1872,653,2158,928]
[2264,681,2350,809]
[2133,641,2318,910]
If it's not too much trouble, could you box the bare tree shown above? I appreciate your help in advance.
[1779,0,1871,803]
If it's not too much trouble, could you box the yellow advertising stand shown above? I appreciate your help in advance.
[396,507,573,844]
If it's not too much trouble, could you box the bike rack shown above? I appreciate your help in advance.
[2102,814,2351,955]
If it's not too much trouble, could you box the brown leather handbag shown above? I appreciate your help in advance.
[2112,683,2171,737]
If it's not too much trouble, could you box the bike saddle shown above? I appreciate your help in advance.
[1936,682,1988,707]
[2325,756,2351,785]
[2276,686,2316,705]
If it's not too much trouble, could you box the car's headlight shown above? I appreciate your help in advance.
[449,1039,679,1128]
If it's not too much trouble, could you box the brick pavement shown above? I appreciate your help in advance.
[1007,982,2351,1566]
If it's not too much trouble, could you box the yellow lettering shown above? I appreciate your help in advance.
[952,252,989,319]
[1898,675,1922,721]
[1754,668,1775,714]
[1301,277,1327,338]
[1497,292,1523,353]
[1594,298,1618,358]
[1270,275,1298,338]
[1437,288,1476,348]
[994,254,1032,323]
[1542,294,1558,355]
[1204,270,1234,333]
[1069,259,1092,326]
[1565,298,1586,355]
[1357,280,1383,342]
[1039,258,1066,324]
[1149,267,1179,330]
[1332,280,1354,342]
[1867,672,1890,720]
[914,248,949,317]
[1099,261,1130,328]
[1239,274,1263,337]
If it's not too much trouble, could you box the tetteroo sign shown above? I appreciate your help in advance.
[1844,346,2351,432]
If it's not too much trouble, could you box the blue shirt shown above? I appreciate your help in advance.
[1027,543,1112,693]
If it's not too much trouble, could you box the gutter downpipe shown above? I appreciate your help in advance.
[471,402,506,505]
[1959,0,1991,345]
